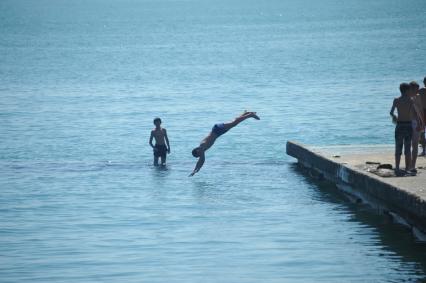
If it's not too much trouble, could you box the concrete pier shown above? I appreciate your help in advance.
[286,141,426,240]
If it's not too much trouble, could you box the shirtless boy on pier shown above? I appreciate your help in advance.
[189,111,260,176]
[408,81,425,172]
[419,77,426,156]
[390,83,415,176]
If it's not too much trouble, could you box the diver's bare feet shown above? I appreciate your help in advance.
[250,112,260,120]
[241,110,260,120]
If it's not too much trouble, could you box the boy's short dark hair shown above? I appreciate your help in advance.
[399,83,410,95]
[423,76,426,83]
[192,147,200,158]
[409,81,419,89]
[153,117,162,124]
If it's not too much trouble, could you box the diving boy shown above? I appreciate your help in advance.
[390,83,414,176]
[189,111,260,176]
[149,118,170,166]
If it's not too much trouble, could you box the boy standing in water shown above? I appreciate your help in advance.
[149,118,170,166]
[408,81,425,173]
[190,111,260,176]
[419,77,426,156]
[390,83,414,176]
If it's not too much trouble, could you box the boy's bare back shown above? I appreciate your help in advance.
[393,96,413,121]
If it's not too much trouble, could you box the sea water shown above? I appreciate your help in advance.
[1,0,426,282]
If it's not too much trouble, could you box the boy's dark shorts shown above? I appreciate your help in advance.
[395,122,412,156]
[154,144,167,158]
[212,123,228,137]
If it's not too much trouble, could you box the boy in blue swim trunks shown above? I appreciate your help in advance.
[190,111,260,176]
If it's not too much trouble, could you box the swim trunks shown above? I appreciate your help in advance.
[395,121,412,156]
[212,123,228,137]
[154,144,167,158]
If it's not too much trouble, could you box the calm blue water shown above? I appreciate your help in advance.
[1,0,426,282]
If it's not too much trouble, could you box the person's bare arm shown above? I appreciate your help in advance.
[164,129,170,153]
[390,98,397,123]
[413,101,425,129]
[189,152,205,177]
[149,131,155,148]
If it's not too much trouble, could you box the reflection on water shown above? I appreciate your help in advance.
[290,164,426,275]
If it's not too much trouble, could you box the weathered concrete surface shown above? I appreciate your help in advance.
[286,141,426,236]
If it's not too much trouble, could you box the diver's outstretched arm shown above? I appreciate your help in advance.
[189,153,205,177]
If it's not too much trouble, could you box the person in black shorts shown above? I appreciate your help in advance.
[390,83,415,176]
[419,77,426,156]
[189,111,260,176]
[149,118,170,166]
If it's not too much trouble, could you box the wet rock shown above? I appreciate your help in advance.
[375,169,395,177]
